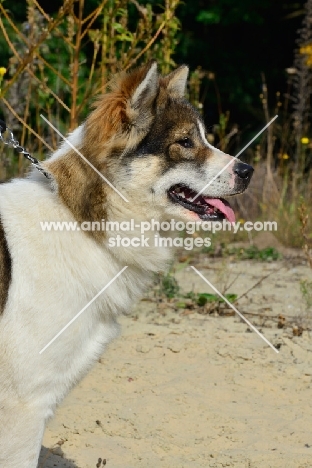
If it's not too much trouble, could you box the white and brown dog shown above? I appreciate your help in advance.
[0,62,253,467]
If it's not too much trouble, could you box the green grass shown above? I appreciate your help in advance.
[185,291,237,306]
[202,243,281,261]
[159,272,180,299]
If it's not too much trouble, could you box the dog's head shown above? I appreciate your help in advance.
[46,62,253,227]
[85,62,253,223]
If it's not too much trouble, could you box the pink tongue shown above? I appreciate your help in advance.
[203,198,236,223]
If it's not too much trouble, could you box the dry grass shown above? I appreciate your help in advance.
[0,0,181,163]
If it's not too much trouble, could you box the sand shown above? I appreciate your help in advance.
[39,248,312,468]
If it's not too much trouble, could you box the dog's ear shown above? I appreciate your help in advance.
[126,61,159,131]
[129,61,159,111]
[165,65,189,98]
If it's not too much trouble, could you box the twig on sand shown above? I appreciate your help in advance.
[235,266,284,303]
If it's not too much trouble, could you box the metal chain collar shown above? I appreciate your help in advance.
[0,119,51,179]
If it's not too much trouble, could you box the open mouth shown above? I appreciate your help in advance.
[168,184,235,223]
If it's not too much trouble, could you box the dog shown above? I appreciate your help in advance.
[0,62,253,467]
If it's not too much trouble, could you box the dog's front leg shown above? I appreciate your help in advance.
[0,400,45,468]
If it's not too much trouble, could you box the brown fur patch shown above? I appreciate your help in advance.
[0,217,12,314]
[45,148,109,242]
[195,146,210,165]
[85,63,157,154]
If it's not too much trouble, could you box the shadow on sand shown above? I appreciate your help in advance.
[38,446,81,468]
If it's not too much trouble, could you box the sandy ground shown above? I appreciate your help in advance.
[39,242,312,468]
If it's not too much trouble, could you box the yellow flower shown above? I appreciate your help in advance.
[301,137,310,145]
[300,44,312,55]
[0,67,6,77]
[300,44,312,67]
[282,154,289,160]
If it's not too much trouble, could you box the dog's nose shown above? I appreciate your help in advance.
[234,162,254,180]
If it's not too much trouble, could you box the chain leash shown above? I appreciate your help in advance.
[0,119,51,179]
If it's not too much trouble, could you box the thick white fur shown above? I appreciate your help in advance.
[0,128,172,468]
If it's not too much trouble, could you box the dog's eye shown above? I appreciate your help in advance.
[176,137,193,148]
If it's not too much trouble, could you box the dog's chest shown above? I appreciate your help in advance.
[0,180,170,407]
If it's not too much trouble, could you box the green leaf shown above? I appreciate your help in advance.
[196,10,221,24]
[197,292,237,306]
[116,33,133,42]
[113,23,125,33]
[197,293,218,306]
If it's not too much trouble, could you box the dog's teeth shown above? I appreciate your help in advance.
[180,192,185,198]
